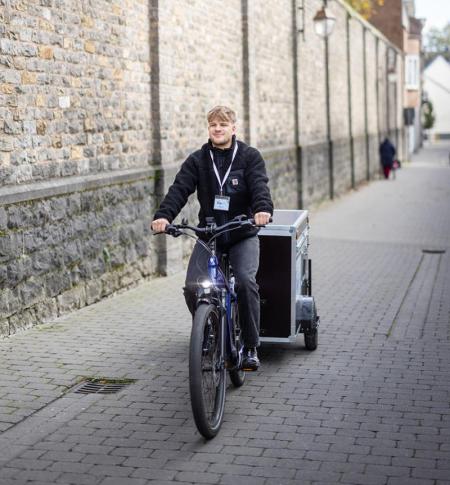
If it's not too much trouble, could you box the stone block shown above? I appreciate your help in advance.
[0,69,21,84]
[49,197,67,222]
[100,272,120,296]
[85,280,102,305]
[31,250,55,274]
[38,45,54,59]
[108,245,126,268]
[3,120,22,135]
[57,286,86,314]
[0,207,7,230]
[71,146,83,160]
[58,96,70,109]
[36,120,47,135]
[8,255,32,287]
[23,228,42,254]
[44,271,71,297]
[8,208,27,232]
[19,277,45,308]
[63,240,81,266]
[0,288,11,318]
[120,267,141,287]
[9,308,35,334]
[84,41,95,54]
[0,319,9,337]
[0,263,7,287]
[69,266,82,286]
[118,227,132,245]
[1,83,16,94]
[66,194,82,217]
[0,233,21,258]
[137,257,154,276]
[35,94,45,107]
[34,298,58,322]
[77,260,93,280]
[0,136,14,151]
[125,244,138,264]
[21,71,37,84]
[135,239,149,258]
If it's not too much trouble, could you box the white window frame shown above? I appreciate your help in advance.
[405,54,420,90]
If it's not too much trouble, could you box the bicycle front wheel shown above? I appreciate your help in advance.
[189,303,226,439]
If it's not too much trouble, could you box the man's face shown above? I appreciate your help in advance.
[208,117,236,148]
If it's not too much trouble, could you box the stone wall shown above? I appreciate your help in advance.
[0,169,156,336]
[0,0,152,186]
[249,0,296,149]
[0,0,405,336]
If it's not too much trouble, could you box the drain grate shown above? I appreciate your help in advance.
[74,378,136,395]
[422,249,446,254]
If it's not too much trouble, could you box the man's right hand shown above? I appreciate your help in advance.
[151,218,170,233]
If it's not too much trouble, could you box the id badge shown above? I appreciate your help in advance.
[214,195,230,211]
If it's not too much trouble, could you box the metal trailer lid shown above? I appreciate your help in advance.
[259,209,308,237]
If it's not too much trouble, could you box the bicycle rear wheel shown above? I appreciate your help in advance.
[189,303,226,439]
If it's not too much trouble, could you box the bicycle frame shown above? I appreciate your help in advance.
[196,245,240,370]
[164,216,256,369]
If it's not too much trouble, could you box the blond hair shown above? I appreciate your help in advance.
[207,106,236,124]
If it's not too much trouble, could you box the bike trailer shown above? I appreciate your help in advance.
[257,209,319,349]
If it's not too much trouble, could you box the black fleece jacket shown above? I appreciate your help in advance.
[153,138,273,248]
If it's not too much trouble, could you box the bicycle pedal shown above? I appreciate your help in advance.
[242,366,259,372]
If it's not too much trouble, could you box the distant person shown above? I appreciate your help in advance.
[379,137,396,179]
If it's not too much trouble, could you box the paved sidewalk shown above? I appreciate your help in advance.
[0,142,449,485]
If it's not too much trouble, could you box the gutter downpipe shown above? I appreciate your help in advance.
[149,0,167,274]
[292,0,303,208]
[363,27,370,181]
[346,12,355,189]
[324,0,334,200]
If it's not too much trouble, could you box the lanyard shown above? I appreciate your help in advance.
[209,142,238,195]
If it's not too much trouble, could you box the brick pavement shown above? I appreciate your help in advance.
[0,141,449,484]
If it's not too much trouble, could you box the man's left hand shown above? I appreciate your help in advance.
[254,212,271,226]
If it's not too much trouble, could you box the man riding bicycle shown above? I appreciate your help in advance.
[151,106,273,371]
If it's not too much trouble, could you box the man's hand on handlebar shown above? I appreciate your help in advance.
[151,218,170,233]
[153,213,272,237]
[254,212,271,226]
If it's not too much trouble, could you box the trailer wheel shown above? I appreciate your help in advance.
[304,328,318,351]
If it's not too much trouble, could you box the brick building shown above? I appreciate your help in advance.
[0,0,405,336]
[367,0,424,154]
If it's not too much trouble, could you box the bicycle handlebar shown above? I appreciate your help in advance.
[163,215,271,238]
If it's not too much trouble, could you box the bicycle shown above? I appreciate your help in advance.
[163,215,265,439]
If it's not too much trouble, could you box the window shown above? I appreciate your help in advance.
[405,55,420,89]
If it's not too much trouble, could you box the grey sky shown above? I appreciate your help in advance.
[414,0,450,32]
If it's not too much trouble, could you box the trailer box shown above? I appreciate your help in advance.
[257,209,318,346]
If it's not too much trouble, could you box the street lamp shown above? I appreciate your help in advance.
[313,6,336,38]
[313,1,336,198]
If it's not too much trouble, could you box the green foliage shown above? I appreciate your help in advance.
[344,0,384,19]
[422,100,435,130]
[424,23,450,65]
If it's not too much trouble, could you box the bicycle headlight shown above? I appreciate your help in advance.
[200,280,212,289]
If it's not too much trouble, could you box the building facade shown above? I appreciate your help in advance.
[423,56,450,139]
[367,0,423,155]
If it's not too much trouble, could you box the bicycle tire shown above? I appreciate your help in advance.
[189,303,226,439]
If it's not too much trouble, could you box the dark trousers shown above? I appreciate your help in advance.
[184,236,260,348]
